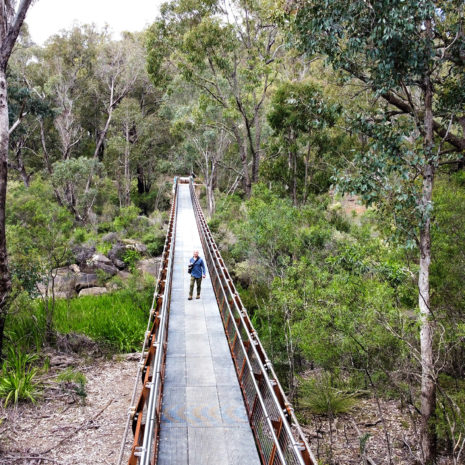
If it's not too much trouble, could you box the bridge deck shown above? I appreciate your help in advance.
[158,184,261,465]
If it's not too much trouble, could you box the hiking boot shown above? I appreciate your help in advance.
[188,296,193,300]
[196,295,200,299]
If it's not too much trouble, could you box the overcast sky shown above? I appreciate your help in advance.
[26,0,163,44]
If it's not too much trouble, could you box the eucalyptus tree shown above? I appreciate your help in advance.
[174,100,232,216]
[292,1,465,462]
[147,0,281,196]
[85,33,146,193]
[267,81,338,205]
[0,0,35,358]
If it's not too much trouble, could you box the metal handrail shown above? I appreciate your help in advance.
[189,178,316,465]
[125,177,179,465]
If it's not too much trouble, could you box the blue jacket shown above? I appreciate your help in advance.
[190,256,206,278]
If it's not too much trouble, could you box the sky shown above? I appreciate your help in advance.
[26,0,163,44]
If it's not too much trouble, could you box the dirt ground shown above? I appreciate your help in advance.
[0,352,453,465]
[0,352,140,465]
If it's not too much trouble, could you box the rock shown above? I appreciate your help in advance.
[90,253,112,264]
[36,267,77,299]
[113,258,126,269]
[117,270,132,280]
[88,254,118,276]
[79,287,108,297]
[102,232,119,243]
[122,239,147,254]
[69,264,80,274]
[72,244,96,266]
[137,258,161,277]
[75,273,99,291]
[108,243,126,262]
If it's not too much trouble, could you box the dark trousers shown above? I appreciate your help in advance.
[189,276,202,297]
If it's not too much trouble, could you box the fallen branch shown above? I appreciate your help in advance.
[41,399,113,454]
[3,455,60,464]
[364,419,382,427]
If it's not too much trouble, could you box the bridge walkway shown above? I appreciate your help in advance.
[157,183,261,465]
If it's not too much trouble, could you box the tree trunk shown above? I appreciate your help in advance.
[0,69,10,359]
[0,0,35,358]
[419,30,437,463]
[419,168,436,464]
[123,125,131,207]
[232,124,251,197]
[252,110,261,183]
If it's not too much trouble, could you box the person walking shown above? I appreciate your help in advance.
[188,250,206,300]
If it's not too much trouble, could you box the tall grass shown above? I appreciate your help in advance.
[0,348,39,406]
[6,287,153,354]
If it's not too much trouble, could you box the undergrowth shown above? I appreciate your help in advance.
[0,348,39,406]
[6,286,152,354]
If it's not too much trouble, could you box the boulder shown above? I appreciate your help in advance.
[36,267,77,299]
[117,270,132,281]
[137,258,161,277]
[122,239,147,254]
[113,258,126,270]
[91,253,112,264]
[69,264,80,274]
[108,243,126,262]
[79,287,108,297]
[75,273,99,291]
[102,232,119,243]
[72,244,96,266]
[88,254,118,276]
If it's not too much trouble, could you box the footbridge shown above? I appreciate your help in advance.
[118,178,316,465]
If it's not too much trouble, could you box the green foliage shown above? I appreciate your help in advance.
[0,349,39,407]
[7,180,74,295]
[113,206,142,233]
[56,368,87,398]
[122,249,142,273]
[142,232,165,256]
[299,373,358,416]
[48,288,151,352]
[52,157,105,221]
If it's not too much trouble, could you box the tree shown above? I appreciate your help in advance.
[7,180,73,343]
[267,81,338,205]
[0,0,35,359]
[292,1,465,462]
[85,33,145,193]
[147,0,281,196]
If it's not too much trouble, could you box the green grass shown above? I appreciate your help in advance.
[51,289,151,352]
[56,368,87,398]
[6,287,152,354]
[299,374,358,416]
[0,348,39,406]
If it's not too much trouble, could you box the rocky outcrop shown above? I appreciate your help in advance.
[79,287,108,297]
[75,273,99,291]
[38,240,158,298]
[72,244,96,266]
[88,254,118,276]
[137,258,161,277]
[36,267,77,299]
[121,239,147,254]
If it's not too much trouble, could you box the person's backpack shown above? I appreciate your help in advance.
[188,257,199,274]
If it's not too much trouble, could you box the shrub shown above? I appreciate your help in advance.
[0,349,39,406]
[113,206,141,233]
[56,368,87,398]
[142,232,165,256]
[122,249,141,272]
[299,373,357,416]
